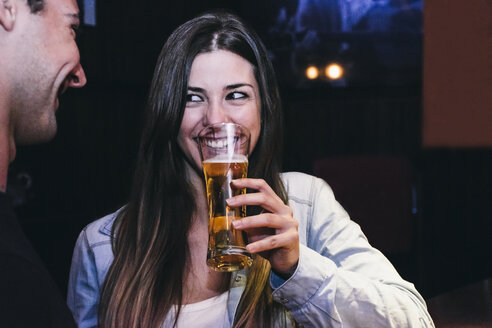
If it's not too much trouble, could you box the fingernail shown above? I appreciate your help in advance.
[232,220,242,229]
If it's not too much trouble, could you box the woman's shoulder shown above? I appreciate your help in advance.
[280,171,315,182]
[81,207,123,246]
[280,171,332,198]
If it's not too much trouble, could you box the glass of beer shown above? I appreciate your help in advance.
[197,123,253,272]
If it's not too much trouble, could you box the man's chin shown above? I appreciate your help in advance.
[16,125,58,145]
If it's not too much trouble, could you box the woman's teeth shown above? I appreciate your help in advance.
[206,139,226,148]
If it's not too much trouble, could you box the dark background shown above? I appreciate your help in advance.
[8,0,492,301]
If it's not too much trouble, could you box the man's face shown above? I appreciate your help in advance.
[10,0,86,144]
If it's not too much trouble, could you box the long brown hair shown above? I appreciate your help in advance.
[98,11,291,328]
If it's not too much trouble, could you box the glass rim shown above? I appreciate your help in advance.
[197,122,251,139]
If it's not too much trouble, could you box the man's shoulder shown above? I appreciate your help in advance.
[0,246,77,328]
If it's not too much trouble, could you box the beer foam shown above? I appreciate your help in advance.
[203,154,248,163]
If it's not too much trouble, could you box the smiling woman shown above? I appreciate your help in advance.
[67,10,434,328]
[178,50,261,173]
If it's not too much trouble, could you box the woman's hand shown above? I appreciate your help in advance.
[227,178,299,279]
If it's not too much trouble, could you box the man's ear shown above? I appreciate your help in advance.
[0,0,17,32]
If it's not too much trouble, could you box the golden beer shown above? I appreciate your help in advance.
[203,156,252,271]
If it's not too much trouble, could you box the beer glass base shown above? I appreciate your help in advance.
[207,247,253,272]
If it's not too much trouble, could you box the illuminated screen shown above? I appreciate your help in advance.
[255,0,423,88]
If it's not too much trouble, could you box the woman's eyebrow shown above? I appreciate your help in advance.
[225,83,253,90]
[187,86,205,93]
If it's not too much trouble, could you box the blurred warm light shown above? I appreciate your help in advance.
[325,63,344,80]
[306,66,319,80]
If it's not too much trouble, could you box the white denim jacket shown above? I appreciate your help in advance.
[67,172,434,327]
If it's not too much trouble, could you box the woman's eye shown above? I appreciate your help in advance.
[226,92,247,100]
[186,94,203,102]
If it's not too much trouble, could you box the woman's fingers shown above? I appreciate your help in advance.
[233,212,298,255]
[227,179,291,214]
[245,228,299,254]
[227,177,300,277]
[233,212,296,230]
[230,178,272,192]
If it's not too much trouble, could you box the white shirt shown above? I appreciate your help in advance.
[162,291,229,328]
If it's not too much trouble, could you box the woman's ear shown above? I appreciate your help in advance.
[0,0,17,32]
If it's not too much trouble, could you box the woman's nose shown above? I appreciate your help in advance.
[204,102,230,125]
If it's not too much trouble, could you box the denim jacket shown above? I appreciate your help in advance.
[68,172,434,327]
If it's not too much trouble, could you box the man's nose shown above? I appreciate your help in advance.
[68,63,87,88]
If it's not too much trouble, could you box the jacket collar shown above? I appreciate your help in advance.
[98,207,123,236]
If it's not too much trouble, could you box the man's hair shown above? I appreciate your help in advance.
[26,0,45,13]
